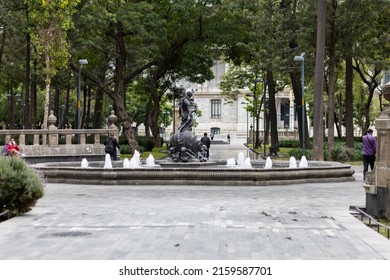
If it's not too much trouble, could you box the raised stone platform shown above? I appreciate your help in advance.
[32,160,355,186]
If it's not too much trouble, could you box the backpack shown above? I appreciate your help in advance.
[105,138,114,153]
[3,143,10,156]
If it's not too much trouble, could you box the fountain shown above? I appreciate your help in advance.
[128,151,142,168]
[81,158,89,168]
[146,154,160,167]
[226,152,252,168]
[299,156,309,168]
[123,158,131,168]
[237,152,246,167]
[244,158,252,168]
[103,154,112,169]
[226,158,236,167]
[33,156,355,186]
[289,157,297,168]
[264,157,272,169]
[30,100,356,186]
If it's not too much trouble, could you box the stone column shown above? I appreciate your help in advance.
[47,110,58,147]
[364,84,390,218]
[107,110,119,138]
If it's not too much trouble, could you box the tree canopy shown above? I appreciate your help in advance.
[0,0,389,155]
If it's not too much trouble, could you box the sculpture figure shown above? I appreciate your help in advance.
[168,89,208,162]
[178,90,196,132]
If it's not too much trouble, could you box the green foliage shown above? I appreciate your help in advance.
[136,136,155,152]
[0,157,45,217]
[278,140,301,148]
[119,144,132,155]
[118,135,155,153]
[288,148,312,160]
[324,142,363,162]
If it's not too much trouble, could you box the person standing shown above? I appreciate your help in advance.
[362,128,377,180]
[104,134,120,160]
[200,132,211,159]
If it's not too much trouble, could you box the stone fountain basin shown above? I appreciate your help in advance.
[33,160,355,186]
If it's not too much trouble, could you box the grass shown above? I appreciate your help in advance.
[119,144,169,160]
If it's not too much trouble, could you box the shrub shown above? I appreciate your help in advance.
[279,140,301,148]
[324,142,363,162]
[119,144,132,154]
[136,136,155,152]
[0,157,45,217]
[289,148,312,160]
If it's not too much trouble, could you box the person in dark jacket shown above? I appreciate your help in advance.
[200,133,211,159]
[362,128,377,180]
[104,134,120,160]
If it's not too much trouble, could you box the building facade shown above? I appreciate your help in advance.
[167,61,299,142]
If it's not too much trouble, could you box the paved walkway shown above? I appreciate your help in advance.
[0,139,389,260]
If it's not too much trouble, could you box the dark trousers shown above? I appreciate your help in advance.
[363,155,375,179]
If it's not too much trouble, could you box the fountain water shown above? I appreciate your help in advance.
[146,154,160,167]
[226,152,252,168]
[128,151,142,168]
[123,158,130,168]
[289,156,297,168]
[244,157,252,168]
[299,156,309,168]
[226,158,236,167]
[81,158,89,168]
[237,152,246,167]
[103,154,113,169]
[264,157,272,169]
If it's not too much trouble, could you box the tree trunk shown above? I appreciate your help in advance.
[312,0,326,161]
[327,0,337,160]
[93,83,105,129]
[267,69,279,150]
[289,71,308,150]
[345,57,354,148]
[42,53,51,131]
[25,11,32,129]
[149,78,162,147]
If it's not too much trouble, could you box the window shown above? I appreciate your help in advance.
[211,127,220,135]
[211,99,221,119]
[385,71,390,84]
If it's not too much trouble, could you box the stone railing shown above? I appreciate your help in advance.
[1,110,119,159]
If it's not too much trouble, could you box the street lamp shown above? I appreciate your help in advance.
[253,78,262,148]
[77,59,88,142]
[294,53,305,156]
[241,102,249,144]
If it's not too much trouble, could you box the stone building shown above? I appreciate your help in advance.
[166,61,299,142]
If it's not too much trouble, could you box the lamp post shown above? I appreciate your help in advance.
[253,78,262,148]
[294,53,305,156]
[241,102,249,144]
[77,59,88,142]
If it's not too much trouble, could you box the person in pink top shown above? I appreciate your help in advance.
[362,128,377,180]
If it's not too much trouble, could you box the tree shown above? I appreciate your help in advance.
[312,0,326,161]
[23,0,80,130]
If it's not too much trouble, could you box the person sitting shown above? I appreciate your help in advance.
[6,139,21,157]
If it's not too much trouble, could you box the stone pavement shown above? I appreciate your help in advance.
[0,140,390,260]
